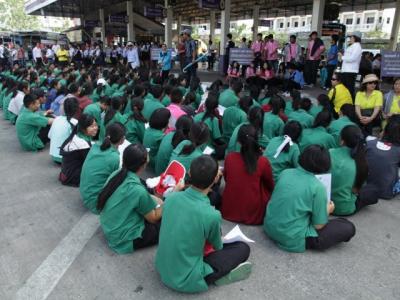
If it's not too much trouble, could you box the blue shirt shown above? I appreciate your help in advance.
[159,50,172,71]
[327,44,338,66]
[290,70,305,88]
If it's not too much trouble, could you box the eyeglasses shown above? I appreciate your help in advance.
[367,81,378,85]
[331,78,338,81]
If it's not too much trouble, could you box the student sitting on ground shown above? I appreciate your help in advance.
[222,124,274,225]
[15,94,54,151]
[222,95,252,143]
[299,110,336,152]
[83,96,110,131]
[328,103,357,147]
[143,108,170,170]
[166,87,187,131]
[263,96,285,139]
[59,114,98,186]
[8,81,30,124]
[98,144,165,254]
[264,121,302,182]
[155,115,193,176]
[124,97,146,144]
[218,79,242,108]
[330,125,378,215]
[365,116,400,199]
[99,96,126,141]
[48,97,79,163]
[287,97,314,129]
[156,155,252,293]
[142,84,164,120]
[80,123,125,214]
[264,145,356,252]
[309,94,331,118]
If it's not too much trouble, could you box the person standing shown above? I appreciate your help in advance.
[182,29,197,86]
[338,31,362,100]
[207,40,217,71]
[264,34,279,73]
[32,43,43,67]
[325,35,339,89]
[283,35,302,67]
[304,31,325,87]
[224,33,235,75]
[158,43,172,83]
[56,44,69,69]
[46,45,55,65]
[251,33,263,68]
[125,42,140,70]
[239,37,247,49]
[177,33,186,71]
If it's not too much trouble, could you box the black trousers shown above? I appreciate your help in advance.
[304,60,320,85]
[306,218,355,251]
[161,70,170,84]
[283,79,301,92]
[341,72,357,101]
[133,220,161,249]
[204,242,250,285]
[38,125,51,146]
[207,54,215,70]
[325,64,336,89]
[355,184,379,212]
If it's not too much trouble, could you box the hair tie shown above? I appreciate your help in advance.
[274,135,293,159]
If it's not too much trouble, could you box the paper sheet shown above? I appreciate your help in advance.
[118,139,131,168]
[145,123,150,129]
[222,225,255,244]
[217,105,226,116]
[203,146,215,155]
[315,173,331,203]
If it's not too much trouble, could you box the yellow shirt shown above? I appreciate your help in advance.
[389,95,400,114]
[328,83,353,113]
[56,49,69,62]
[355,90,383,109]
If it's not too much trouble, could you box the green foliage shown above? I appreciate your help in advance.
[0,0,40,31]
[363,30,388,39]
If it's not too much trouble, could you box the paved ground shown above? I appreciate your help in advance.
[1,81,400,299]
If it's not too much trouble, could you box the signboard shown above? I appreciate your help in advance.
[229,48,254,65]
[198,0,221,9]
[381,50,400,78]
[322,23,346,37]
[84,20,101,28]
[144,7,163,18]
[109,15,128,24]
[259,20,272,27]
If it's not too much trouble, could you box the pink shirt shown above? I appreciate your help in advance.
[307,40,325,60]
[246,67,255,78]
[265,40,279,60]
[251,41,263,53]
[166,103,186,132]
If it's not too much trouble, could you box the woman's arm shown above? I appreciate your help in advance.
[144,195,163,223]
[355,105,363,120]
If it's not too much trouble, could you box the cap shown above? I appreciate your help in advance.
[97,78,107,86]
[182,29,191,35]
[351,31,362,39]
[127,41,133,46]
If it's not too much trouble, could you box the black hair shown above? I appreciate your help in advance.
[68,83,79,94]
[248,84,260,101]
[227,33,233,39]
[63,97,79,122]
[172,115,193,148]
[100,122,126,151]
[150,84,163,99]
[353,35,361,43]
[49,79,59,89]
[301,98,312,112]
[340,125,368,190]
[104,97,123,125]
[299,145,331,174]
[180,122,210,155]
[382,115,400,146]
[331,34,339,43]
[79,82,92,97]
[232,80,243,95]
[202,92,219,121]
[248,106,264,137]
[183,91,196,106]
[317,94,331,111]
[189,155,219,189]
[61,114,96,150]
[238,124,261,174]
[291,90,302,111]
[282,121,303,152]
[208,79,224,93]
[313,110,332,128]
[171,88,183,104]
[97,144,148,211]
[270,95,283,115]
[238,96,253,114]
[340,104,357,123]
[133,84,145,97]
[23,94,37,108]
[149,108,170,130]
[130,97,147,123]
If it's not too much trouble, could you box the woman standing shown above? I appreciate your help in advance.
[158,44,172,84]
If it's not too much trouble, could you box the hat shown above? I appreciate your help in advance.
[127,41,133,46]
[97,78,107,86]
[182,29,191,35]
[362,74,380,85]
[351,31,362,39]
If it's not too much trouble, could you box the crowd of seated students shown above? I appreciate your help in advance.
[1,60,400,293]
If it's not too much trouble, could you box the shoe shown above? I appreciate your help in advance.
[214,261,252,286]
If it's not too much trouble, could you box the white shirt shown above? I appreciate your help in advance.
[52,44,60,54]
[8,91,25,115]
[32,47,42,60]
[48,117,78,160]
[341,42,362,73]
[126,47,140,68]
[0,45,4,59]
[46,48,55,59]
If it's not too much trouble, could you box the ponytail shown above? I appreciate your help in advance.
[97,168,128,211]
[104,97,122,125]
[238,124,261,174]
[172,115,193,148]
[202,92,219,121]
[129,97,147,123]
[181,122,210,155]
[100,122,126,151]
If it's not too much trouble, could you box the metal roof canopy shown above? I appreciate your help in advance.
[26,0,398,23]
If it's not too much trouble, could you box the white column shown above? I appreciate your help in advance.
[177,15,182,35]
[99,8,106,44]
[127,1,136,41]
[311,0,325,35]
[209,11,216,42]
[219,0,231,55]
[389,0,400,50]
[164,0,173,47]
[252,6,260,42]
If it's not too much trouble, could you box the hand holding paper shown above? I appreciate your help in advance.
[223,225,255,244]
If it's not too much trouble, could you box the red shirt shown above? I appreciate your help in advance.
[221,153,274,225]
[77,96,93,118]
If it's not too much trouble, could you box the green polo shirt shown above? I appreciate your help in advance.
[99,111,127,141]
[263,112,284,139]
[143,127,164,169]
[169,140,203,174]
[161,95,171,107]
[155,131,174,176]
[2,92,13,120]
[193,113,221,146]
[327,116,356,147]
[218,88,238,108]
[263,136,300,182]
[299,127,336,153]
[155,187,223,293]
[222,105,247,143]
[329,147,357,215]
[308,105,323,118]
[125,117,145,144]
[80,144,120,214]
[264,167,328,253]
[226,122,269,154]
[83,103,102,125]
[288,109,314,129]
[142,94,164,120]
[100,171,156,254]
[15,108,49,151]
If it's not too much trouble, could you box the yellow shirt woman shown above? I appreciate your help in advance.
[355,90,383,110]
[328,83,353,113]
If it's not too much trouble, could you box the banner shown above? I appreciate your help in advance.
[229,48,254,65]
[381,50,400,78]
[144,7,163,18]
[198,0,221,9]
[108,15,128,24]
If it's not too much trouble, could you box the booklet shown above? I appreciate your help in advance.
[223,225,255,244]
[315,173,331,203]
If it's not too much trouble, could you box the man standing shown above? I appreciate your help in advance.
[304,31,325,87]
[264,34,279,73]
[32,43,43,67]
[239,37,247,49]
[46,45,55,65]
[207,40,217,71]
[283,35,302,66]
[224,33,235,75]
[251,33,263,68]
[182,29,197,85]
[126,41,140,70]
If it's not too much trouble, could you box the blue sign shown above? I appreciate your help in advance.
[84,20,100,28]
[229,48,254,65]
[198,0,221,9]
[109,15,128,23]
[381,50,400,78]
[144,7,163,18]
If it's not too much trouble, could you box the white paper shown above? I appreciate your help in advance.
[315,173,331,202]
[203,146,215,155]
[222,225,255,244]
[217,105,226,116]
[118,139,131,168]
[144,122,150,129]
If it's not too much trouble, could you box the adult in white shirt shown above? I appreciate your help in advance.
[52,43,60,63]
[32,43,43,67]
[339,31,363,100]
[46,46,55,64]
[126,42,140,69]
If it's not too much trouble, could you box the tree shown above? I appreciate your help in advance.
[230,24,250,43]
[0,0,40,31]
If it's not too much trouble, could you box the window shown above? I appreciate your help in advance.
[379,16,382,23]
[345,18,353,25]
[387,17,391,24]
[287,22,290,27]
[294,21,298,27]
[302,21,305,26]
[366,17,375,24]
[356,18,361,24]
[279,22,284,28]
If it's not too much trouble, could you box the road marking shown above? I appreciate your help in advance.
[16,212,99,300]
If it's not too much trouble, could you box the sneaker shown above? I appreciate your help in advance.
[214,261,252,286]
